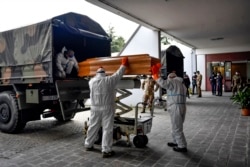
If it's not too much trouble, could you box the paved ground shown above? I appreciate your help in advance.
[0,91,249,167]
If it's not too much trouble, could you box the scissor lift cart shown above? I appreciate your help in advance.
[84,79,154,148]
[113,102,153,148]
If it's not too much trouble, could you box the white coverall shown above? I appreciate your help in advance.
[84,65,126,153]
[156,73,187,148]
[55,52,78,78]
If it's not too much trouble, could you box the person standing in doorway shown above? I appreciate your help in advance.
[209,72,217,95]
[216,72,223,96]
[196,71,202,97]
[192,72,197,95]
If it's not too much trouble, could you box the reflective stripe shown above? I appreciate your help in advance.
[167,93,186,97]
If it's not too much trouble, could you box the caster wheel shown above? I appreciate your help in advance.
[142,135,148,145]
[133,135,145,148]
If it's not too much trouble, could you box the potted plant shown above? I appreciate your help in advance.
[231,86,250,116]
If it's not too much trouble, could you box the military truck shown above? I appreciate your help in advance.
[0,12,112,133]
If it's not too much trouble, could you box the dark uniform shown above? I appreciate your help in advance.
[192,72,197,95]
[209,72,217,95]
[216,72,223,96]
[183,72,191,98]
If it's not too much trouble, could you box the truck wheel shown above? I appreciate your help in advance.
[0,91,26,133]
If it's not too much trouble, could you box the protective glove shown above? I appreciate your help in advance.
[61,71,66,78]
[151,63,161,80]
[121,57,128,67]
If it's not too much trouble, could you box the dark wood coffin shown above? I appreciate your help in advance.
[78,54,160,77]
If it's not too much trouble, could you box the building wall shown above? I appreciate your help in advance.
[197,54,206,90]
[180,44,193,79]
[205,51,250,91]
[121,26,159,57]
[206,52,250,62]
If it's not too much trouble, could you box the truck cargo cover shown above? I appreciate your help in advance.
[0,12,110,67]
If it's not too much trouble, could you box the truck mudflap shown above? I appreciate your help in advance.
[55,79,90,120]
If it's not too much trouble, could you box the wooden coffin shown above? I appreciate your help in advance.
[78,54,160,77]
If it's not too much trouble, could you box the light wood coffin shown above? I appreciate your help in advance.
[78,54,160,77]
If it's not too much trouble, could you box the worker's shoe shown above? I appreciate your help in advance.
[173,147,187,152]
[167,142,178,147]
[85,146,94,151]
[102,151,115,158]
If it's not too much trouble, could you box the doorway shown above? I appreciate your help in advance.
[231,62,247,86]
[207,61,248,92]
[212,62,225,75]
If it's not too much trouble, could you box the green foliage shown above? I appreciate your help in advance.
[106,26,125,53]
[231,86,250,109]
[161,36,170,45]
[106,27,172,53]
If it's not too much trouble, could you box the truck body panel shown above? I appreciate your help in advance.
[0,12,112,133]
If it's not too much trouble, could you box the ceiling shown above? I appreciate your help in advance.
[86,0,250,52]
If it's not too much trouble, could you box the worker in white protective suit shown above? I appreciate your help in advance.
[151,63,187,152]
[84,57,129,158]
[55,47,79,78]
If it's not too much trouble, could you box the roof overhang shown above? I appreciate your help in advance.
[87,0,250,52]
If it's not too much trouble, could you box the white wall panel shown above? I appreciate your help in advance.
[197,54,206,90]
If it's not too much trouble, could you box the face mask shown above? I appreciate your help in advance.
[68,54,74,58]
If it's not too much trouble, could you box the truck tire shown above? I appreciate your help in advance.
[0,91,26,133]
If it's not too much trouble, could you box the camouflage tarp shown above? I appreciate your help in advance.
[0,21,52,67]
